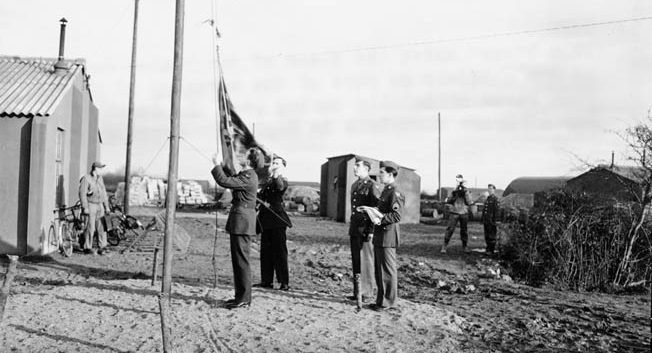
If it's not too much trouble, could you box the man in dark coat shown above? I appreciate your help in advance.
[348,158,380,307]
[256,156,293,290]
[370,161,404,311]
[482,184,500,254]
[211,148,263,309]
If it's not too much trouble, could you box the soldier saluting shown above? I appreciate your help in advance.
[348,158,380,308]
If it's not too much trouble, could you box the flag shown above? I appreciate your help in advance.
[218,76,272,183]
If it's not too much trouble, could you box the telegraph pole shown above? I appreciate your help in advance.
[438,112,442,201]
[123,0,140,214]
[160,0,185,351]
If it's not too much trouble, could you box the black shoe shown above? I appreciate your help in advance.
[253,283,273,289]
[279,284,290,291]
[98,248,109,255]
[226,301,250,310]
[224,298,237,305]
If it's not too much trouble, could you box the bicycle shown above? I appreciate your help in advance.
[104,211,144,246]
[52,201,86,257]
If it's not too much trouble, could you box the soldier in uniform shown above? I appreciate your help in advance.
[440,174,473,254]
[211,148,264,309]
[369,161,404,311]
[348,158,380,307]
[256,156,293,290]
[482,184,500,254]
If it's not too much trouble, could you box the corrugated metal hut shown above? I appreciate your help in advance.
[320,154,421,224]
[502,176,571,208]
[0,55,100,255]
[565,165,643,202]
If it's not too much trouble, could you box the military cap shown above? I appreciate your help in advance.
[92,161,106,168]
[380,160,399,172]
[488,183,496,189]
[355,157,371,169]
[456,174,464,179]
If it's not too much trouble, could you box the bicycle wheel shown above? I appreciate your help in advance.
[107,229,122,246]
[58,222,73,257]
[47,224,57,250]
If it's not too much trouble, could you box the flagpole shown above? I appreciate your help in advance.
[160,0,185,351]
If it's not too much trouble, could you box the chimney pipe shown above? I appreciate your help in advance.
[610,151,614,168]
[54,18,68,74]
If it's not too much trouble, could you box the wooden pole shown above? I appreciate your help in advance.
[160,0,185,351]
[438,112,441,201]
[0,255,19,322]
[151,247,159,286]
[123,0,140,214]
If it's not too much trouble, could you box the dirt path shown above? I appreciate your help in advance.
[0,209,649,352]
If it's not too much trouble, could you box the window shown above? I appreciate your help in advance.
[55,128,64,207]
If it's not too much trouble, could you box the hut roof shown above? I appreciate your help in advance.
[0,55,90,117]
[503,176,571,197]
[326,153,416,171]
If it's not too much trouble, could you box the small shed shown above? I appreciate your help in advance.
[565,165,643,202]
[502,176,572,209]
[320,154,421,224]
[0,55,100,255]
[503,177,571,197]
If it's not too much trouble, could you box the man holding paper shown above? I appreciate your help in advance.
[359,160,404,311]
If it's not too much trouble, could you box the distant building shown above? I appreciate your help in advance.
[320,154,421,224]
[502,176,572,209]
[565,165,644,202]
[0,55,100,255]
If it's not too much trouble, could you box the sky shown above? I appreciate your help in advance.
[2,1,652,192]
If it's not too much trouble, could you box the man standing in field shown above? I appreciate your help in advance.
[79,161,111,255]
[482,184,500,254]
[369,161,404,311]
[440,174,473,254]
[348,158,380,308]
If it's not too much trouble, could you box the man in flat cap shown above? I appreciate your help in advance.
[79,161,111,255]
[441,174,473,254]
[482,184,500,254]
[348,157,380,308]
[369,160,404,311]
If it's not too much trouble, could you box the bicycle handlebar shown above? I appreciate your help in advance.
[53,200,82,213]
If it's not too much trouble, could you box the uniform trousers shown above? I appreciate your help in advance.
[444,213,469,246]
[484,222,498,252]
[374,246,397,308]
[350,236,375,296]
[230,234,252,303]
[260,227,289,286]
[84,202,107,250]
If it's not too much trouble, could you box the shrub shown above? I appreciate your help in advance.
[501,190,651,291]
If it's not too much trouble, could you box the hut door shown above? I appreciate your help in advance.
[55,128,65,208]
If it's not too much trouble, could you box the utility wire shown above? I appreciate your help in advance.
[225,15,652,62]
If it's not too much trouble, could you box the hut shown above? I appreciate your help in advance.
[565,165,643,202]
[0,52,100,255]
[320,154,421,224]
[502,176,572,209]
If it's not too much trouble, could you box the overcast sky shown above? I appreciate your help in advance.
[2,1,652,192]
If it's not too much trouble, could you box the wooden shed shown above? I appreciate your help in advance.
[320,154,421,224]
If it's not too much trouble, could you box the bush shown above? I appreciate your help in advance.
[501,190,651,291]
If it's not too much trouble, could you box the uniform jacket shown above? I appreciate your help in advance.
[79,174,110,212]
[482,194,499,225]
[447,186,472,215]
[348,176,381,237]
[257,176,292,231]
[211,165,258,236]
[373,183,404,248]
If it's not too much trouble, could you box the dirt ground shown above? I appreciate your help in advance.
[0,207,650,352]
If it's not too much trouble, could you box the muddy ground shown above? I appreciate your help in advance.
[0,207,650,352]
